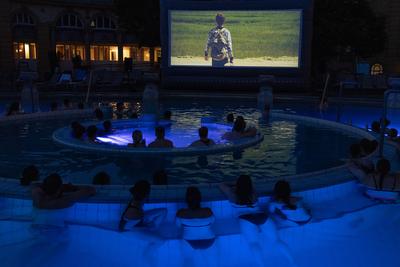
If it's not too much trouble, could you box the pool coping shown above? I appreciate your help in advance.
[0,109,381,203]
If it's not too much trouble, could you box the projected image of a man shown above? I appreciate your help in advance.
[204,13,234,67]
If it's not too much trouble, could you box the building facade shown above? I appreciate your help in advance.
[0,0,161,80]
[0,0,399,84]
[367,0,400,75]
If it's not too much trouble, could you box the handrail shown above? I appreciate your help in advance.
[319,73,330,109]
[379,89,400,157]
[85,70,94,104]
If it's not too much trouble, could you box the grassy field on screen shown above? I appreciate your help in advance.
[170,10,301,67]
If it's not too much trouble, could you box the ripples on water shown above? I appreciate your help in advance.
[0,100,360,185]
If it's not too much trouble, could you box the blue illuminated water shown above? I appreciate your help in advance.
[0,99,364,185]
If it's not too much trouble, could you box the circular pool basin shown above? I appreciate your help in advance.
[52,119,264,156]
[0,100,374,186]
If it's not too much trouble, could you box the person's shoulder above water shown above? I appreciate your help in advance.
[190,139,216,147]
[148,139,173,148]
[176,207,213,219]
[32,173,96,210]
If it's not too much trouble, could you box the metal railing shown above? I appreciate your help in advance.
[379,89,400,157]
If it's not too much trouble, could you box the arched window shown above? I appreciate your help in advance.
[13,12,35,26]
[56,13,84,29]
[92,15,116,30]
[371,63,383,75]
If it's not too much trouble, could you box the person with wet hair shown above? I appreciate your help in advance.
[176,187,215,250]
[128,130,146,148]
[20,165,40,186]
[222,116,257,140]
[92,171,111,185]
[153,169,168,185]
[219,175,296,266]
[32,173,96,209]
[103,120,112,133]
[148,126,174,148]
[86,125,98,142]
[348,142,375,179]
[222,174,257,206]
[119,180,167,231]
[190,127,216,147]
[362,158,400,191]
[268,180,311,225]
[349,142,373,173]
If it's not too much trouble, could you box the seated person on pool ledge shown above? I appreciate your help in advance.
[128,130,146,148]
[176,186,215,249]
[222,116,257,140]
[361,158,400,192]
[388,128,400,142]
[219,175,296,265]
[268,180,311,225]
[86,125,99,143]
[148,126,174,148]
[119,180,167,231]
[219,175,261,217]
[359,138,378,157]
[348,143,375,177]
[32,173,96,209]
[190,127,216,147]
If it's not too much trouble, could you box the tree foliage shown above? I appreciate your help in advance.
[114,0,161,46]
[313,0,386,62]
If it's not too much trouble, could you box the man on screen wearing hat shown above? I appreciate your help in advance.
[204,13,234,67]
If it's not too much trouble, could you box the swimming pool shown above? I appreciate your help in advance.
[0,99,366,185]
[1,96,399,267]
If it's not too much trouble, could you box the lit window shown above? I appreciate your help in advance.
[13,12,35,26]
[13,42,37,60]
[141,47,150,62]
[56,13,84,29]
[371,64,383,75]
[92,15,117,30]
[90,45,118,61]
[56,44,85,61]
[154,48,162,62]
[123,46,139,61]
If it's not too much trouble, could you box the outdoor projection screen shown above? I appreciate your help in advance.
[169,10,302,68]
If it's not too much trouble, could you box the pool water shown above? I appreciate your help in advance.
[97,121,232,147]
[0,100,362,185]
